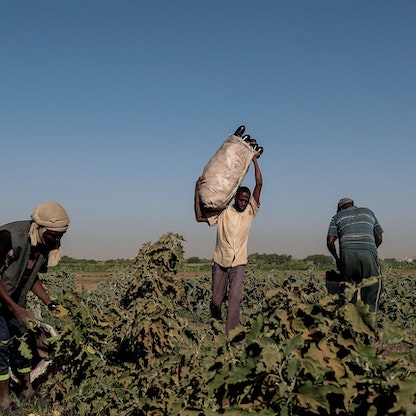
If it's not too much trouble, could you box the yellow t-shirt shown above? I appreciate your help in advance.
[207,196,259,268]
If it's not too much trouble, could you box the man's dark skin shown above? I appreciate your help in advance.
[326,201,383,272]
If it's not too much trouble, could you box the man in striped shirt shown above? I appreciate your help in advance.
[327,198,383,312]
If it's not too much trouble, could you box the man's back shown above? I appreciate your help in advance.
[328,206,383,252]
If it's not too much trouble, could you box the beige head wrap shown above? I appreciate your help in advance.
[29,201,70,267]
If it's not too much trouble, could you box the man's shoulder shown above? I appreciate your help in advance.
[0,220,30,232]
[250,196,259,207]
[248,196,260,215]
[334,206,357,220]
[356,206,374,214]
[206,208,224,226]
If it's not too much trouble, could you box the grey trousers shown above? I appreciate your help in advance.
[353,279,383,313]
[342,249,383,312]
[211,262,245,336]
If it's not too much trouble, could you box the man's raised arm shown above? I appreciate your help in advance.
[252,154,263,205]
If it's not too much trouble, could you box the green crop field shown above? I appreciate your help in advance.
[16,233,416,415]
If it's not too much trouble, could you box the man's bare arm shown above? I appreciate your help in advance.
[194,177,209,223]
[375,233,383,248]
[327,235,342,270]
[0,281,31,328]
[31,278,53,306]
[252,155,263,205]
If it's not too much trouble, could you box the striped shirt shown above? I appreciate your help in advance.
[327,206,383,252]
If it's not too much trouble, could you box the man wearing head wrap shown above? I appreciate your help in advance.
[327,198,383,313]
[0,201,69,412]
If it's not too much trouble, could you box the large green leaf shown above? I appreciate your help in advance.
[297,380,330,413]
[343,302,376,336]
[391,374,416,412]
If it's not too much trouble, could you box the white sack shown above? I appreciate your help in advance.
[199,134,257,211]
[10,321,57,385]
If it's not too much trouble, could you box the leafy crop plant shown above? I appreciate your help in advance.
[19,234,416,415]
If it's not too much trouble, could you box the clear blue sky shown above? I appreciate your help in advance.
[1,1,415,261]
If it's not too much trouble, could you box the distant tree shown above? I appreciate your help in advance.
[383,258,398,264]
[187,256,202,264]
[303,254,334,267]
[248,253,293,266]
